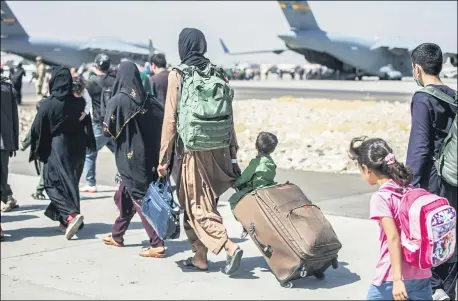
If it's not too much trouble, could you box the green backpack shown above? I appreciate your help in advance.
[418,86,457,187]
[174,63,234,151]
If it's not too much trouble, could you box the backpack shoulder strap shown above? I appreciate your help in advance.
[417,86,458,107]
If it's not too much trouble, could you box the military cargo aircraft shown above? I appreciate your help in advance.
[1,1,162,68]
[220,0,457,80]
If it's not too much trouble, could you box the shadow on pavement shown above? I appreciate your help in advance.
[293,261,361,290]
[10,204,48,213]
[0,214,38,223]
[142,236,248,259]
[207,258,360,288]
[3,225,68,242]
[76,222,144,240]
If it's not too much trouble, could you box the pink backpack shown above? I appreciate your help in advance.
[382,184,456,269]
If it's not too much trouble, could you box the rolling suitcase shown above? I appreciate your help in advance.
[234,182,342,288]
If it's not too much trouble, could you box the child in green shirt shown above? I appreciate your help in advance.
[229,132,278,218]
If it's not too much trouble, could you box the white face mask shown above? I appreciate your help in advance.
[413,66,423,87]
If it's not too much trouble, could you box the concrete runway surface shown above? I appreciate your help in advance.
[3,79,456,299]
[21,78,458,102]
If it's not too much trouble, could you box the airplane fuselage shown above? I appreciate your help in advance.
[279,29,413,78]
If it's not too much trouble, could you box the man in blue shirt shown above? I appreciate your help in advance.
[406,43,457,301]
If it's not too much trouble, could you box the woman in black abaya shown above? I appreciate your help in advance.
[30,67,95,240]
[102,61,165,258]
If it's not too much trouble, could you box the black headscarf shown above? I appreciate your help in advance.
[49,67,73,100]
[178,28,210,70]
[110,61,146,104]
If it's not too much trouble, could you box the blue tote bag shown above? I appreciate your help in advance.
[141,174,181,240]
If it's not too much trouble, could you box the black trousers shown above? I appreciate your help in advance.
[13,84,22,105]
[0,151,13,203]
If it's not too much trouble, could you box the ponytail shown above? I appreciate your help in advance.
[348,136,413,187]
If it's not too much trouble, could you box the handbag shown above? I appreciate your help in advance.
[141,173,181,240]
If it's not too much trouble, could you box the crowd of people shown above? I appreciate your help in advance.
[0,28,456,301]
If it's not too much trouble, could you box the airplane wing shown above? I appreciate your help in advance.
[372,40,457,66]
[370,40,417,56]
[79,40,150,57]
[219,39,286,55]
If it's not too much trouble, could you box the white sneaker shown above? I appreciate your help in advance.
[79,185,97,193]
[433,289,450,301]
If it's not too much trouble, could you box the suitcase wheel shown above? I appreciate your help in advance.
[300,269,308,278]
[280,281,293,289]
[314,272,325,280]
[332,259,338,269]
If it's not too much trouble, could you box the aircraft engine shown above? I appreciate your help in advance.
[450,56,457,67]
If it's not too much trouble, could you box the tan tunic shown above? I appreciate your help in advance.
[36,63,46,95]
[159,70,238,254]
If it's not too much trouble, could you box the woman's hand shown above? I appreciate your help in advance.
[79,112,87,121]
[157,163,168,177]
[392,280,408,300]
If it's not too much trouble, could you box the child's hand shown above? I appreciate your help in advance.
[392,280,408,300]
[79,112,87,121]
[233,162,241,177]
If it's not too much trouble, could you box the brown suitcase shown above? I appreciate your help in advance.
[234,182,342,288]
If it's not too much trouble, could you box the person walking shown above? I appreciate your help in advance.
[80,54,116,193]
[406,43,457,301]
[0,74,20,212]
[9,62,26,105]
[101,61,165,258]
[149,53,169,106]
[157,28,243,275]
[30,67,96,240]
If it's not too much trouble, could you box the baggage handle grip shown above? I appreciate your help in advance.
[249,221,273,259]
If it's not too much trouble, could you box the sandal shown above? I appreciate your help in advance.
[103,235,124,247]
[176,257,208,271]
[1,199,19,212]
[224,247,243,275]
[139,246,166,258]
[31,192,46,200]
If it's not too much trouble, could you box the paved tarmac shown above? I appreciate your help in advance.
[2,79,446,299]
[22,77,457,102]
[1,173,379,300]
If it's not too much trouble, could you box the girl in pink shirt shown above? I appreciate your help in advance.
[349,137,433,301]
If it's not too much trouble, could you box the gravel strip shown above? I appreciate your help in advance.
[18,96,413,174]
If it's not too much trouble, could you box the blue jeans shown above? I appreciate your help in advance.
[367,279,432,300]
[82,122,115,186]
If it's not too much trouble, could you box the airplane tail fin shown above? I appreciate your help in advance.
[219,39,230,54]
[278,1,319,31]
[1,1,28,37]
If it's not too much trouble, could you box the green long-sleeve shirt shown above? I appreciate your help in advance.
[229,155,277,216]
[235,155,277,190]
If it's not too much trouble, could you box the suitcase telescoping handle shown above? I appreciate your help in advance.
[249,221,273,259]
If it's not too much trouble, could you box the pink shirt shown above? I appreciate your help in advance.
[369,180,432,286]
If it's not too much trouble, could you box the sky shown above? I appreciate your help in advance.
[6,1,458,66]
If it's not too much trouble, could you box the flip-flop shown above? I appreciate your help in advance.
[224,247,243,275]
[176,257,208,271]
